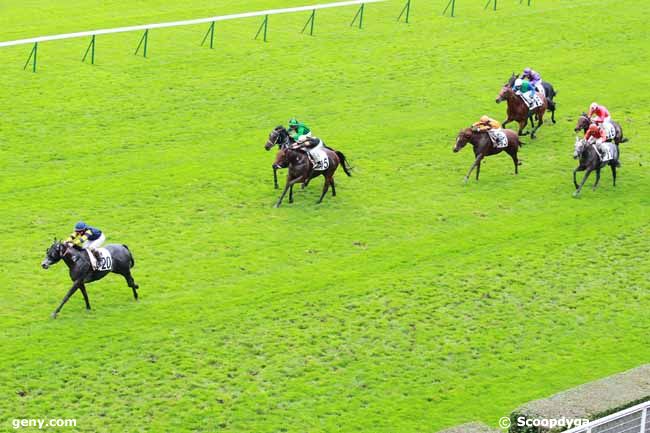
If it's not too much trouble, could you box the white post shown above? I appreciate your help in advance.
[640,407,647,433]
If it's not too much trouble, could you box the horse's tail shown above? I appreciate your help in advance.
[123,244,135,268]
[335,151,352,177]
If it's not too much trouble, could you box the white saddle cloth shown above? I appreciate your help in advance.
[602,122,616,140]
[489,129,509,148]
[307,141,330,171]
[92,248,113,271]
[598,142,618,163]
[518,91,543,109]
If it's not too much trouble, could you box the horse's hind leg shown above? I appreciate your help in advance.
[79,284,91,310]
[508,150,519,174]
[592,167,601,190]
[289,184,294,204]
[475,160,481,181]
[123,271,139,300]
[549,101,557,124]
[317,177,331,203]
[611,164,617,187]
[531,116,544,139]
[330,178,336,196]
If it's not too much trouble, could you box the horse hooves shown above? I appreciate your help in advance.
[463,177,469,184]
[51,312,58,319]
[572,191,580,198]
[274,204,281,208]
[133,284,139,289]
[274,185,279,190]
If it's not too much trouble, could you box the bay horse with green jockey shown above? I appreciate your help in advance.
[496,75,547,139]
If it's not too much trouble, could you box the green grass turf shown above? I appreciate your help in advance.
[0,0,648,431]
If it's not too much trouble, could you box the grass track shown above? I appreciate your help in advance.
[1,0,649,432]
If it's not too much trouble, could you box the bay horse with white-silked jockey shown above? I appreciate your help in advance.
[453,127,522,182]
[574,113,628,146]
[272,141,351,207]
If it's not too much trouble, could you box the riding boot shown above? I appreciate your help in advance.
[87,248,98,270]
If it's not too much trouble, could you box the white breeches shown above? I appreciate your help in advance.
[84,233,105,250]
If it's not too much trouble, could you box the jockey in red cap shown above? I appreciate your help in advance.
[588,103,611,125]
[584,123,606,144]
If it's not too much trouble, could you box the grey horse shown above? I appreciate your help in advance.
[572,137,618,197]
[41,240,139,318]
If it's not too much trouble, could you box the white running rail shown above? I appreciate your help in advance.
[563,400,649,433]
[0,0,384,48]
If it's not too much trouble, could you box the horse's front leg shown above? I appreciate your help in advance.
[79,283,91,310]
[573,168,592,197]
[273,167,279,189]
[275,176,303,208]
[611,164,617,187]
[52,280,81,318]
[289,183,294,203]
[517,120,529,136]
[573,167,583,189]
[464,154,483,183]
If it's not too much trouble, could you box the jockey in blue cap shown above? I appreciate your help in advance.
[65,222,105,269]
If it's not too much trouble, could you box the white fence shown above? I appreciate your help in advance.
[0,0,383,48]
[564,401,649,433]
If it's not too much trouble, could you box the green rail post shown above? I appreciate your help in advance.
[350,3,365,29]
[82,35,96,64]
[442,0,455,17]
[23,42,38,72]
[201,21,215,48]
[301,10,315,35]
[397,0,411,23]
[135,29,149,57]
[254,15,269,42]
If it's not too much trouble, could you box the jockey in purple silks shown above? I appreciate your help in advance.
[521,67,544,96]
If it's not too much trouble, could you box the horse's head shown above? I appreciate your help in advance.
[574,113,590,132]
[573,137,587,159]
[265,126,290,151]
[496,86,513,103]
[453,128,473,153]
[42,239,67,269]
[506,73,517,88]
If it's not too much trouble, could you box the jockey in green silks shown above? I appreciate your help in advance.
[287,118,312,143]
